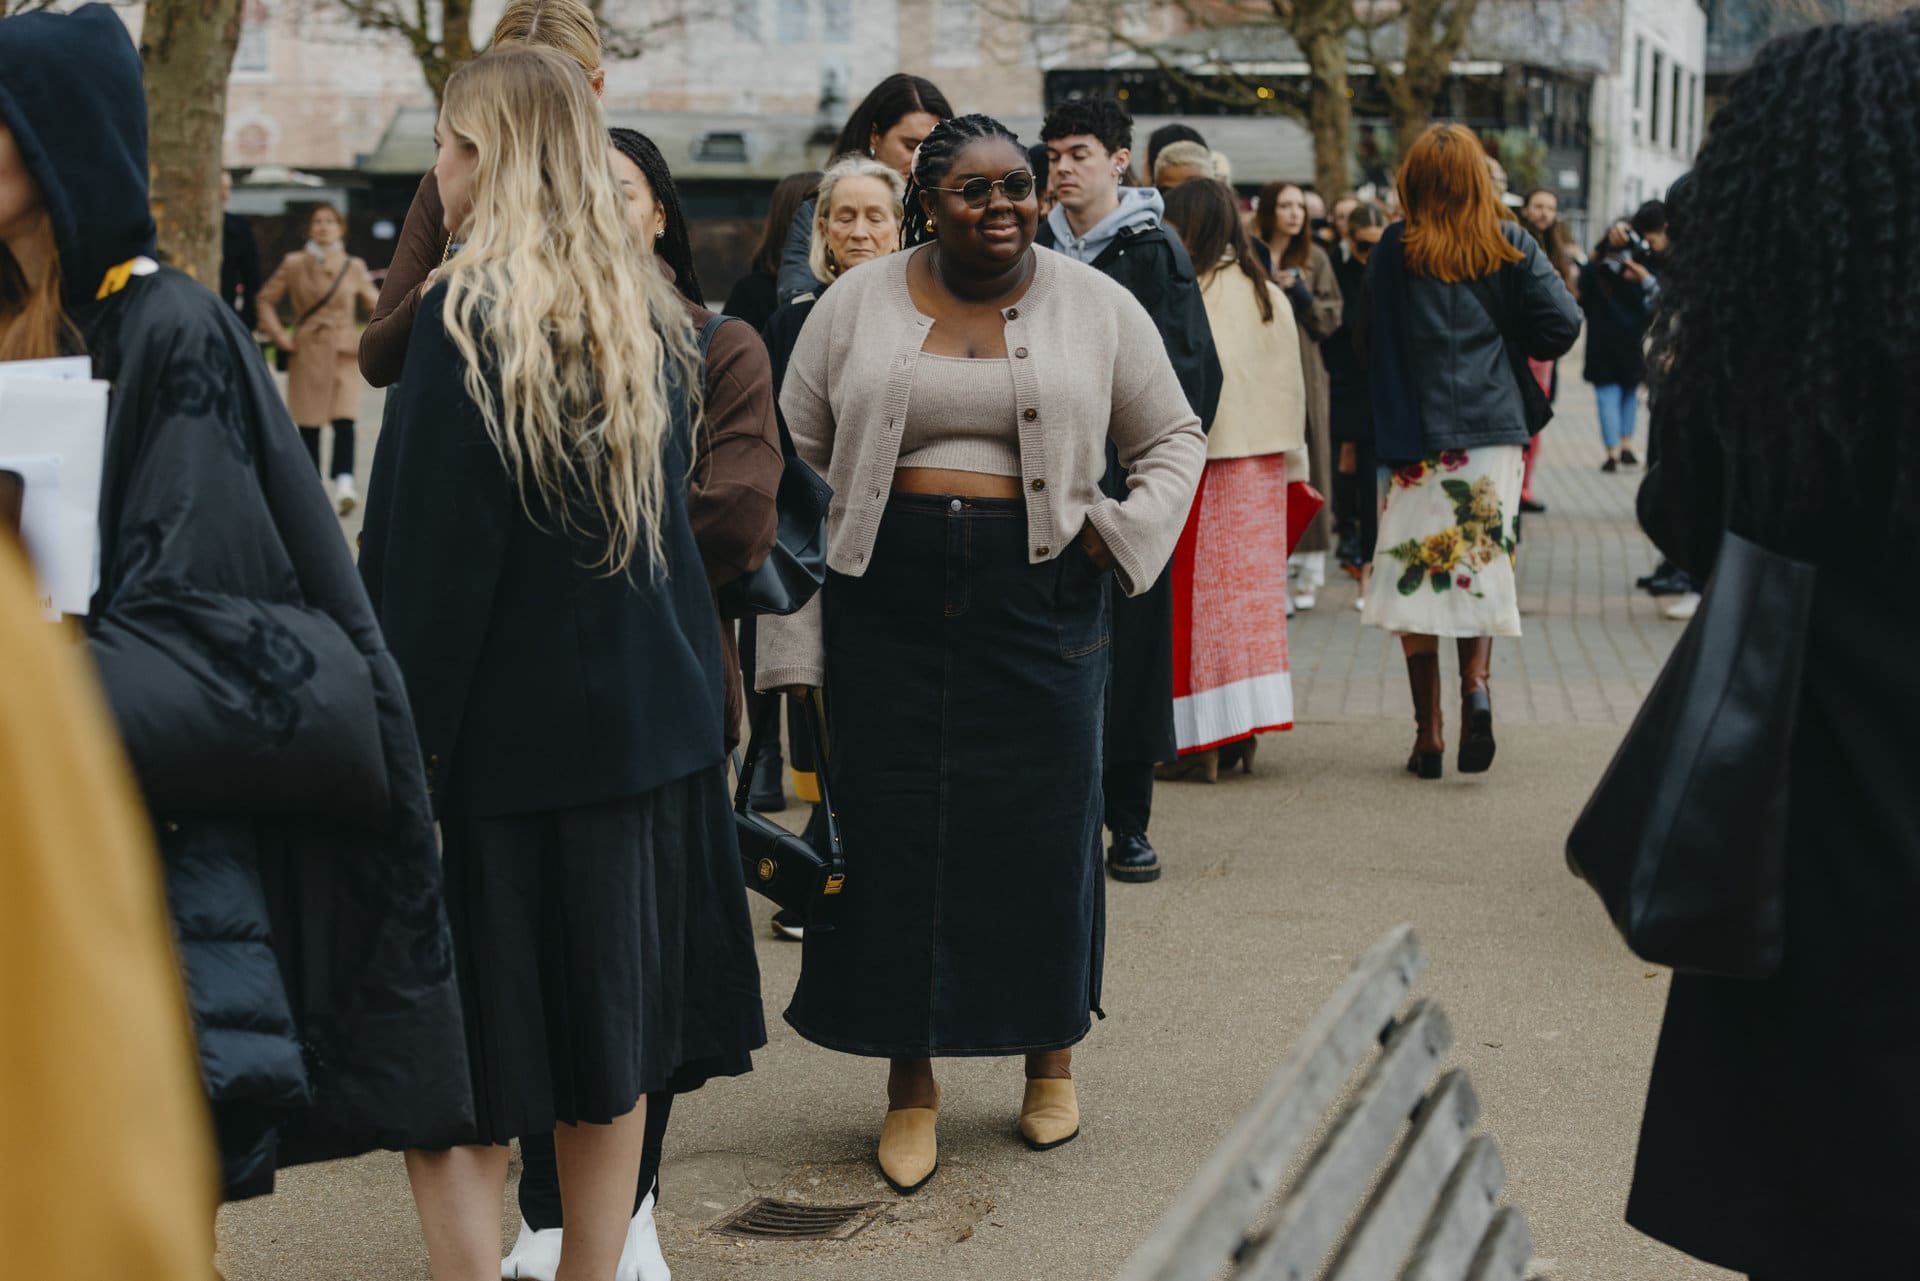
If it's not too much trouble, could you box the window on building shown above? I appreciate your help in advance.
[732,0,760,40]
[822,0,851,41]
[233,0,271,73]
[776,0,807,43]
[932,0,979,67]
[1631,38,1647,140]
[1650,49,1663,148]
[1670,62,1683,150]
[1028,0,1069,67]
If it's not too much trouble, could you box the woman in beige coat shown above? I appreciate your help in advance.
[1159,178,1307,781]
[257,204,379,514]
[1256,181,1343,608]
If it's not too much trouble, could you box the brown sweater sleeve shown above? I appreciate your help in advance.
[359,171,446,388]
[687,309,784,589]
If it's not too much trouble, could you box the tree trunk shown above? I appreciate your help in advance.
[1302,25,1353,199]
[141,0,244,285]
[422,0,477,104]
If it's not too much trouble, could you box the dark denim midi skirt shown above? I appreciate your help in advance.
[787,494,1111,1057]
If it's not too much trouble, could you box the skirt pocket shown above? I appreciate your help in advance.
[1053,544,1111,659]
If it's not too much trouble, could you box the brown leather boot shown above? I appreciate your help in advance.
[1404,651,1444,779]
[1457,637,1495,774]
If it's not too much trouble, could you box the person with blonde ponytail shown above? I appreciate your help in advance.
[358,45,766,1281]
[358,0,605,387]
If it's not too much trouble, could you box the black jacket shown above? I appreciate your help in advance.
[5,6,471,1201]
[1577,257,1654,387]
[1039,219,1223,433]
[360,287,728,818]
[221,210,263,332]
[1326,247,1373,446]
[1361,221,1581,462]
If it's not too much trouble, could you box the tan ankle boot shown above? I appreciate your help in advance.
[1019,1078,1080,1151]
[877,1085,940,1194]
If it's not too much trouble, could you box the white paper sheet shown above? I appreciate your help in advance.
[0,375,109,617]
[0,356,91,383]
[0,454,64,619]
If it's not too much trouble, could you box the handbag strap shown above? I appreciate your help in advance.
[294,259,352,331]
[730,688,846,896]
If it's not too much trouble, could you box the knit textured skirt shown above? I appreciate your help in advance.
[439,766,767,1145]
[788,493,1110,1057]
[1170,455,1294,753]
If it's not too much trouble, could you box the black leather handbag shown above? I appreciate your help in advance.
[700,317,832,620]
[733,690,844,924]
[1565,528,1816,978]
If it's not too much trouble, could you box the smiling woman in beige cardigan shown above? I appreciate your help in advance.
[755,114,1203,1199]
[1158,178,1307,782]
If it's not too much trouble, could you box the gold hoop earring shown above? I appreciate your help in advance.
[925,217,936,233]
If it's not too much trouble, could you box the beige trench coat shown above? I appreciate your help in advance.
[257,249,379,426]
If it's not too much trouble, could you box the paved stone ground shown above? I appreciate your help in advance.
[219,374,1735,1280]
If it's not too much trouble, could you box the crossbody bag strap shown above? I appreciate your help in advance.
[295,260,353,330]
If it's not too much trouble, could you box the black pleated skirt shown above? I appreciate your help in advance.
[787,494,1110,1057]
[440,765,767,1145]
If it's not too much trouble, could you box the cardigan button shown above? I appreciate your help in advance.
[1031,478,1046,491]
[1014,347,1029,359]
[1036,546,1050,557]
[1022,408,1038,422]
[1006,307,1020,320]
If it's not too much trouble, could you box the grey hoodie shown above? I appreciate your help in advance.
[1047,186,1166,265]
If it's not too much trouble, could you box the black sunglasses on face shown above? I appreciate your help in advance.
[929,170,1036,208]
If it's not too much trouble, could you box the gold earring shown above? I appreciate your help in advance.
[925,217,936,233]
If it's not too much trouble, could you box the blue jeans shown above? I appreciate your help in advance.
[1594,383,1640,451]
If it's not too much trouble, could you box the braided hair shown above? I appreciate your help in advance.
[608,126,703,303]
[1646,11,1920,542]
[900,113,1025,249]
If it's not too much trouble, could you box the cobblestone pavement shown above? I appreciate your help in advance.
[1287,381,1681,729]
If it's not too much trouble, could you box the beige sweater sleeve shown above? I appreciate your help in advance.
[752,314,835,693]
[1082,297,1207,596]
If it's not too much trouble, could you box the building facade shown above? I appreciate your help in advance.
[1588,0,1707,223]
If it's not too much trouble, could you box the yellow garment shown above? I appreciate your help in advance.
[0,543,217,1280]
[94,257,139,300]
[1197,262,1308,461]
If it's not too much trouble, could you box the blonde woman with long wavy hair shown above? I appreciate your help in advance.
[359,45,767,1281]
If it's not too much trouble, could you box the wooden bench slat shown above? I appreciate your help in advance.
[1398,1136,1506,1281]
[1321,1070,1481,1281]
[1463,1208,1534,1281]
[1113,926,1427,1281]
[1237,999,1453,1281]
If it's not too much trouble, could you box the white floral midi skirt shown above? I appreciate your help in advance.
[1361,445,1523,639]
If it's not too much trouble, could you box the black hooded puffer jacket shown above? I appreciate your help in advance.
[0,6,473,1199]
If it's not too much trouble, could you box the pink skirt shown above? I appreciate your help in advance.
[1169,455,1294,755]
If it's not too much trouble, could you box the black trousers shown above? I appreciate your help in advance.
[298,418,355,478]
[517,1092,673,1230]
[1103,760,1153,839]
[1332,440,1379,565]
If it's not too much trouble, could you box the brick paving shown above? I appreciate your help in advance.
[1287,374,1678,727]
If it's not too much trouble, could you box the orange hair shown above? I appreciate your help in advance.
[1396,124,1523,283]
[0,223,77,362]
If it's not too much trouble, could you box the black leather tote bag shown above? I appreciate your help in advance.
[1566,528,1816,978]
[733,690,844,926]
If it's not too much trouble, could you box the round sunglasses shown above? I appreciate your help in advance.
[927,169,1037,208]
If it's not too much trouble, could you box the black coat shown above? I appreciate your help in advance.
[359,286,728,818]
[1326,248,1373,446]
[722,268,780,334]
[1626,416,1920,1275]
[78,269,473,1199]
[1577,257,1653,387]
[221,210,263,332]
[1037,221,1221,764]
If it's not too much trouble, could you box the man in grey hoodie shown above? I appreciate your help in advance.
[1038,97,1221,888]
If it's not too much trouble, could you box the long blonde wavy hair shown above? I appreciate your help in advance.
[439,46,698,574]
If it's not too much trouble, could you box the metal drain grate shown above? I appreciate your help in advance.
[709,1197,882,1242]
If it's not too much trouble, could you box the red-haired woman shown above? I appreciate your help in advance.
[1358,124,1580,778]
[1256,181,1342,608]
